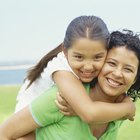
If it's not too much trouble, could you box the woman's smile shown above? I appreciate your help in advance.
[106,77,123,87]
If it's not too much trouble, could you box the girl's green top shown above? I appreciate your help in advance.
[29,84,123,140]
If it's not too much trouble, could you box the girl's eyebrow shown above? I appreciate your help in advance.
[95,52,107,55]
[73,52,83,55]
[73,52,105,56]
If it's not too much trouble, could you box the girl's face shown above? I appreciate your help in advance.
[98,47,139,98]
[64,38,107,82]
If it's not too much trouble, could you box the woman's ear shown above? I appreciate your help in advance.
[133,76,137,84]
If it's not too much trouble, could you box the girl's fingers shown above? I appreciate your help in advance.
[55,100,69,112]
[57,92,68,106]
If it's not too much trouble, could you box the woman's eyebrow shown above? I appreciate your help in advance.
[106,58,137,69]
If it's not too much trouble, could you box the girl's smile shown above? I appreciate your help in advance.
[64,38,107,82]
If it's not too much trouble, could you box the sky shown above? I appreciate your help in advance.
[0,0,140,63]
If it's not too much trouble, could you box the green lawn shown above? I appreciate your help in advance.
[117,99,140,140]
[0,85,140,139]
[0,86,20,122]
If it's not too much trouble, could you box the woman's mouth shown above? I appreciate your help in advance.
[107,78,123,87]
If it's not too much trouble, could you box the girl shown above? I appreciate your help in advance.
[15,15,109,113]
[15,15,110,140]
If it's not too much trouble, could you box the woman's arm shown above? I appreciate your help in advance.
[0,107,39,140]
[53,71,135,123]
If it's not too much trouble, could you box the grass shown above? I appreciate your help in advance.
[117,99,140,140]
[0,85,140,139]
[0,85,20,122]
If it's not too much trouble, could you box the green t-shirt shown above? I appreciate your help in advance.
[29,84,123,140]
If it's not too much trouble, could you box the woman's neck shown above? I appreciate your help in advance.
[90,84,117,103]
[89,84,117,139]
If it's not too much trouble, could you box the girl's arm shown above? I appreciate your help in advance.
[55,93,134,121]
[53,71,135,123]
[0,107,39,140]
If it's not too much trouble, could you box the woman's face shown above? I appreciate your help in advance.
[98,46,139,97]
[64,38,107,82]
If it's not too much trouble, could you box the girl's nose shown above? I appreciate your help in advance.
[83,63,94,71]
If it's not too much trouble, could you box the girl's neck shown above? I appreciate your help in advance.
[90,84,117,103]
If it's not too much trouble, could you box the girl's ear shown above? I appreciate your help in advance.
[61,43,64,51]
[62,43,68,58]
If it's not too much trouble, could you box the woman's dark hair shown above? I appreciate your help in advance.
[26,15,110,88]
[109,30,140,101]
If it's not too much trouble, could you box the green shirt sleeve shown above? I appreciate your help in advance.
[29,85,64,127]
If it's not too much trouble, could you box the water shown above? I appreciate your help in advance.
[0,69,27,85]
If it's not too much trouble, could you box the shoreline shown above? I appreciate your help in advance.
[0,68,27,85]
[0,64,33,70]
[0,84,21,87]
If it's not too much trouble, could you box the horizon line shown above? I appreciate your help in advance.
[0,64,34,70]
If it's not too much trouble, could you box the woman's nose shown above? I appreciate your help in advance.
[112,68,123,78]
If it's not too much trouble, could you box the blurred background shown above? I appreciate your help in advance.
[0,0,140,84]
[0,0,140,85]
[0,1,140,139]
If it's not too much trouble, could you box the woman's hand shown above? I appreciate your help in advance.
[55,92,76,116]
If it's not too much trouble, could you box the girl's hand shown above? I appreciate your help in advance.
[55,92,76,116]
[122,96,136,121]
[115,94,135,121]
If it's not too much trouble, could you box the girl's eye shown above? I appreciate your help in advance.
[94,55,104,61]
[94,55,105,61]
[75,55,81,58]
[74,55,83,60]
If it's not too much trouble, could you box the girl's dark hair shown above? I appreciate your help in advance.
[109,30,140,101]
[64,15,110,49]
[26,43,62,88]
[26,15,110,88]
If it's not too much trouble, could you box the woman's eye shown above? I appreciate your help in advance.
[107,61,116,66]
[124,68,133,73]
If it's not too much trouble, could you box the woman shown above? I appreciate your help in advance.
[0,30,139,140]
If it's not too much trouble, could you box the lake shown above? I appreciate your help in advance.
[0,68,28,85]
